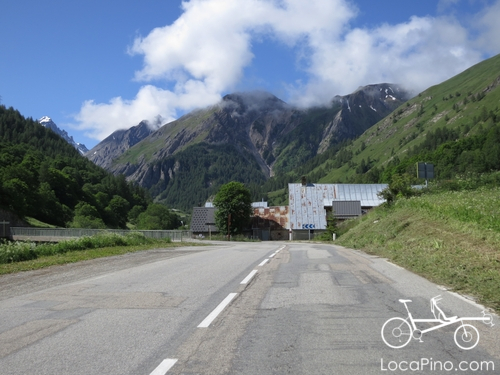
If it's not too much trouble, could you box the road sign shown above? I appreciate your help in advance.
[302,224,315,229]
[417,162,434,179]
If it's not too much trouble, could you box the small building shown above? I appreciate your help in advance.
[190,206,217,238]
[190,201,273,239]
[288,182,387,240]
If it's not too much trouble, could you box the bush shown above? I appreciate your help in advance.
[0,232,168,264]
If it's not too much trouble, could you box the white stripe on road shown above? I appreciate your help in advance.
[240,270,258,284]
[198,293,238,328]
[150,359,178,375]
[269,253,276,258]
[258,259,269,266]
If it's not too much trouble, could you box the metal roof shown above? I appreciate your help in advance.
[288,183,387,230]
[333,183,387,207]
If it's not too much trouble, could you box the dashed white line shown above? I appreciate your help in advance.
[198,293,238,328]
[269,253,276,258]
[150,358,178,375]
[240,270,258,284]
[258,259,269,266]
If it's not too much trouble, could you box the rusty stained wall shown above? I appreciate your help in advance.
[252,206,289,240]
[288,184,334,230]
[253,206,289,229]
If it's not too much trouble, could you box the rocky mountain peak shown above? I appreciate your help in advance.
[86,120,156,169]
[38,116,89,155]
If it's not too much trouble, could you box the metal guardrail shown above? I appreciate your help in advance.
[10,227,192,242]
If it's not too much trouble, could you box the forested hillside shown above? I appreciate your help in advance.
[0,106,178,229]
[152,143,267,210]
[90,86,408,210]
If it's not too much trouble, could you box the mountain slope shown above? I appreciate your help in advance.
[86,121,156,169]
[0,106,151,228]
[91,85,409,209]
[307,53,500,184]
[38,116,89,155]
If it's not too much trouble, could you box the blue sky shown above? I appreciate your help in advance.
[1,0,500,149]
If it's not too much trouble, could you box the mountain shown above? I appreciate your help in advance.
[38,116,89,155]
[86,121,156,169]
[307,53,500,185]
[89,84,410,210]
[0,106,151,228]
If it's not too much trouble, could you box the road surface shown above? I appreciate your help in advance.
[0,242,498,374]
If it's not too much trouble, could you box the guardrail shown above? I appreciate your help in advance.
[10,227,192,242]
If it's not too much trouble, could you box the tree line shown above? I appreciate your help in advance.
[0,106,179,229]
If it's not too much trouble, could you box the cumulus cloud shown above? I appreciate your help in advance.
[72,0,500,141]
[291,14,482,106]
[474,1,500,54]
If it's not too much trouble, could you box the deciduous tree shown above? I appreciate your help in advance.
[213,181,252,237]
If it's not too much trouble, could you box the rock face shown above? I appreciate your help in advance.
[86,121,156,169]
[87,85,410,206]
[38,116,89,155]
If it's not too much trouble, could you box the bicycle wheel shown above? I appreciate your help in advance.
[381,317,412,349]
[454,324,479,350]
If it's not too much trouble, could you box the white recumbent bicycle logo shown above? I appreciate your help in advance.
[381,295,494,350]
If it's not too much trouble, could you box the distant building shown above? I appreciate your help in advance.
[190,201,271,238]
[251,206,289,241]
[288,182,387,240]
[190,206,217,237]
[191,184,387,240]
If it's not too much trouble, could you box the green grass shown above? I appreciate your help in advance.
[0,242,199,275]
[24,217,58,228]
[115,108,215,166]
[0,232,206,275]
[335,187,500,312]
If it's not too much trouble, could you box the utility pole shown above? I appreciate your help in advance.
[227,213,231,241]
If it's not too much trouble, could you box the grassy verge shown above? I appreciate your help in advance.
[335,187,500,312]
[0,232,205,275]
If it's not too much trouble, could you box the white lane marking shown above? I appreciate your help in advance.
[258,259,269,266]
[240,270,258,284]
[198,293,238,328]
[269,253,276,258]
[150,358,178,375]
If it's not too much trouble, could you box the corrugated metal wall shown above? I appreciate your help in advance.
[289,183,387,230]
[289,184,334,230]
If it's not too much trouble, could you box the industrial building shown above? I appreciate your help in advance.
[190,182,387,240]
[288,182,387,240]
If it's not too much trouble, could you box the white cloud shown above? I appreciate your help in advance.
[290,14,482,106]
[72,0,499,141]
[474,1,500,54]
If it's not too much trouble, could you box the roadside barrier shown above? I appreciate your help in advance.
[10,227,192,242]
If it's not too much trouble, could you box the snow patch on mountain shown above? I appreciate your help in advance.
[38,116,89,155]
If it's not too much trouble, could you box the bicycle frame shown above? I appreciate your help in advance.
[382,297,493,350]
[401,300,490,337]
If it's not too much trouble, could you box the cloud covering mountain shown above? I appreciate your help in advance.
[71,0,500,142]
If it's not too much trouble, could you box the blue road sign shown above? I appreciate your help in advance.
[302,224,315,229]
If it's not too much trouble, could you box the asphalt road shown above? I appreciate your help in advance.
[0,242,498,374]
